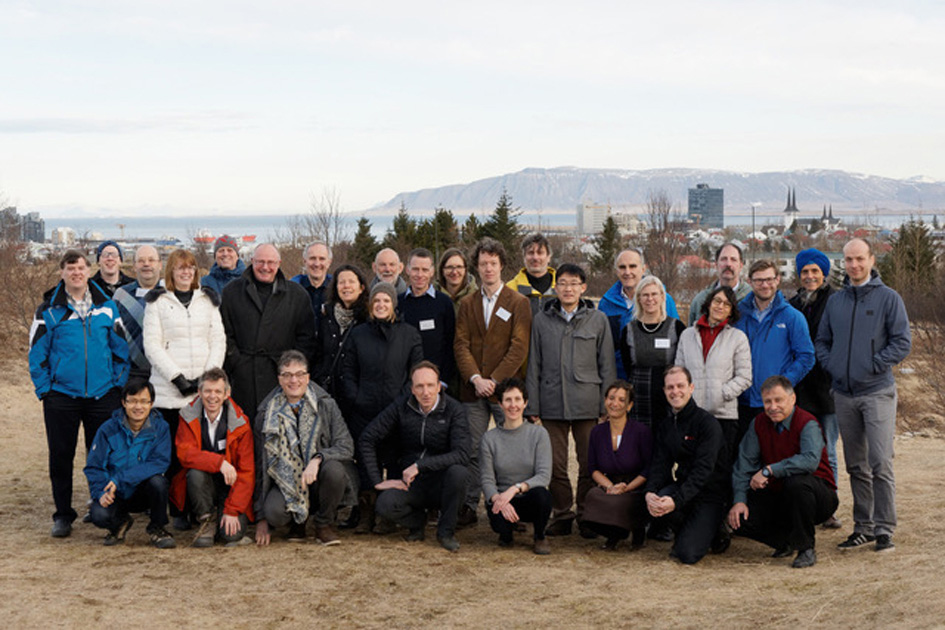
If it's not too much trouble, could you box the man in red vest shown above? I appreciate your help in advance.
[727,375,838,568]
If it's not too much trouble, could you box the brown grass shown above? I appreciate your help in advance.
[3,357,945,629]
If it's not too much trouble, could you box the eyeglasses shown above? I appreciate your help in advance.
[710,297,732,307]
[751,276,778,285]
[444,265,465,272]
[100,252,121,260]
[279,371,309,380]
[556,282,584,289]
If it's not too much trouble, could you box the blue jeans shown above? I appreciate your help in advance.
[818,412,840,485]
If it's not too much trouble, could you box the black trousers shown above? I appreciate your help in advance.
[43,388,121,522]
[376,464,468,538]
[737,405,763,448]
[652,483,727,565]
[486,487,553,541]
[89,474,170,532]
[735,474,839,552]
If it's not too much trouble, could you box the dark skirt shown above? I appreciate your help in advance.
[582,486,647,536]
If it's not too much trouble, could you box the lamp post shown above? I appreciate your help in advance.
[750,202,761,263]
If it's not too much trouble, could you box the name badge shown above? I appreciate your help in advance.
[217,439,227,451]
[419,319,436,331]
[654,338,670,349]
[495,307,512,322]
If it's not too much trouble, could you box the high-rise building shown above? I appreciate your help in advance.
[688,184,724,228]
[576,201,609,234]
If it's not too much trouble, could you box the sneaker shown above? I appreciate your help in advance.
[104,516,134,546]
[51,519,72,538]
[404,528,426,543]
[315,525,341,546]
[792,548,817,568]
[456,505,478,529]
[874,534,896,552]
[286,521,308,542]
[148,526,177,549]
[437,535,461,552]
[821,515,843,529]
[533,538,551,555]
[838,532,875,550]
[192,516,217,548]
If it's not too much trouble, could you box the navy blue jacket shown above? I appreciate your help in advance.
[84,408,171,500]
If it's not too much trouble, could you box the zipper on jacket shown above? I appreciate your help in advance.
[84,315,90,397]
[845,286,858,393]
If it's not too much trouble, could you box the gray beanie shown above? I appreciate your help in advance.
[369,282,398,310]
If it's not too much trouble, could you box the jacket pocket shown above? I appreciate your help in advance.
[571,331,602,383]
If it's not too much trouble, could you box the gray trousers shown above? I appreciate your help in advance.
[834,386,898,537]
[462,399,505,510]
[186,469,248,543]
[263,459,347,527]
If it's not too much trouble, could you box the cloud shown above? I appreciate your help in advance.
[0,111,256,134]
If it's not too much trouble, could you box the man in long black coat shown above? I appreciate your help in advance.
[220,243,316,422]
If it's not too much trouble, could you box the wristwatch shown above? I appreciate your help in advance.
[515,483,525,494]
[761,467,771,478]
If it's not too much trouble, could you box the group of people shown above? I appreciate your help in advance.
[28,231,911,566]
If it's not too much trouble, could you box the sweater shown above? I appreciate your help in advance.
[480,422,552,500]
[398,287,457,384]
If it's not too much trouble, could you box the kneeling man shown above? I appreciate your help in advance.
[254,351,354,546]
[360,361,470,552]
[728,375,838,568]
[84,379,175,548]
[172,368,255,547]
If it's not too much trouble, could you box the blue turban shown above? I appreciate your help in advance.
[795,248,830,277]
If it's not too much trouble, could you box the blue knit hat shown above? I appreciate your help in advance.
[96,240,123,262]
[795,248,830,277]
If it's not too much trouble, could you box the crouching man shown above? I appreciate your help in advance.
[359,361,470,552]
[172,368,255,547]
[254,351,354,546]
[84,379,175,548]
[727,375,838,568]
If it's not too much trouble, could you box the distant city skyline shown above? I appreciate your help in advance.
[2,2,945,217]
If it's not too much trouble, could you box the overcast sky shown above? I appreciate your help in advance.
[1,1,943,217]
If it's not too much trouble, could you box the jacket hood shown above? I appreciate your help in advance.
[540,296,597,315]
[48,278,112,308]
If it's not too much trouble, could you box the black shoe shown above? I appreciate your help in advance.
[544,520,573,537]
[104,516,134,546]
[403,528,426,543]
[875,534,896,552]
[630,527,646,551]
[147,526,177,549]
[82,512,92,524]
[838,532,875,550]
[437,535,460,552]
[286,521,308,542]
[648,526,673,542]
[792,548,817,568]
[601,537,619,552]
[456,505,478,529]
[771,545,793,558]
[498,535,513,548]
[51,519,72,538]
[579,523,599,539]
[711,524,732,554]
[338,505,360,530]
[172,515,193,532]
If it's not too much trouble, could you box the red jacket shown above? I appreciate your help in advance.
[171,396,255,519]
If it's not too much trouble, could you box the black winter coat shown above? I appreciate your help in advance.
[220,268,316,421]
[789,285,836,415]
[358,393,470,487]
[340,319,424,435]
[312,302,367,404]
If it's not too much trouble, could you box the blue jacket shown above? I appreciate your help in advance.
[734,290,815,407]
[598,280,679,379]
[84,408,171,500]
[28,281,129,400]
[815,271,911,397]
[201,259,246,295]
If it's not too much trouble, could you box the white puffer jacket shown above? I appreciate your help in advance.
[675,322,752,421]
[143,287,226,409]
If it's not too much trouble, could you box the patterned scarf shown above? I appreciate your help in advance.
[261,387,322,523]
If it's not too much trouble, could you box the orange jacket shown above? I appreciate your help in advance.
[170,396,255,519]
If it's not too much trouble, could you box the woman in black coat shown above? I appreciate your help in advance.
[313,264,369,406]
[341,282,423,533]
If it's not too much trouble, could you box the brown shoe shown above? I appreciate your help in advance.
[534,538,551,555]
[315,525,341,546]
[192,514,217,548]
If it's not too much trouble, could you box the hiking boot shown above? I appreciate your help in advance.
[544,520,573,537]
[456,505,478,529]
[104,516,134,546]
[792,548,817,568]
[286,521,308,542]
[533,538,551,555]
[315,525,341,546]
[223,536,252,548]
[874,534,896,552]
[192,515,217,548]
[838,532,875,550]
[354,492,376,535]
[51,519,72,538]
[404,528,426,543]
[148,526,177,549]
[437,535,461,552]
[821,515,843,529]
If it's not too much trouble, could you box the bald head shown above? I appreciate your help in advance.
[134,245,162,289]
[373,248,404,285]
[843,238,875,286]
[252,243,281,284]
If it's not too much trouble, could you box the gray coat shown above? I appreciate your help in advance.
[525,299,616,421]
[675,323,752,421]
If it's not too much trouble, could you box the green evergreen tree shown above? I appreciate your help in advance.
[461,214,483,247]
[383,201,418,254]
[416,206,460,260]
[878,218,938,293]
[352,216,380,271]
[481,188,522,256]
[588,215,622,274]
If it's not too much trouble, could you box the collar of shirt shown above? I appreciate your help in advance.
[419,394,441,417]
[406,285,436,299]
[67,289,93,318]
[481,284,502,301]
[560,306,577,322]
[775,409,795,433]
[204,407,224,427]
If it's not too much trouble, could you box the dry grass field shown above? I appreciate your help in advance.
[2,358,945,630]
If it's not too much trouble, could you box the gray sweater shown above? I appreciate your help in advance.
[480,422,552,501]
